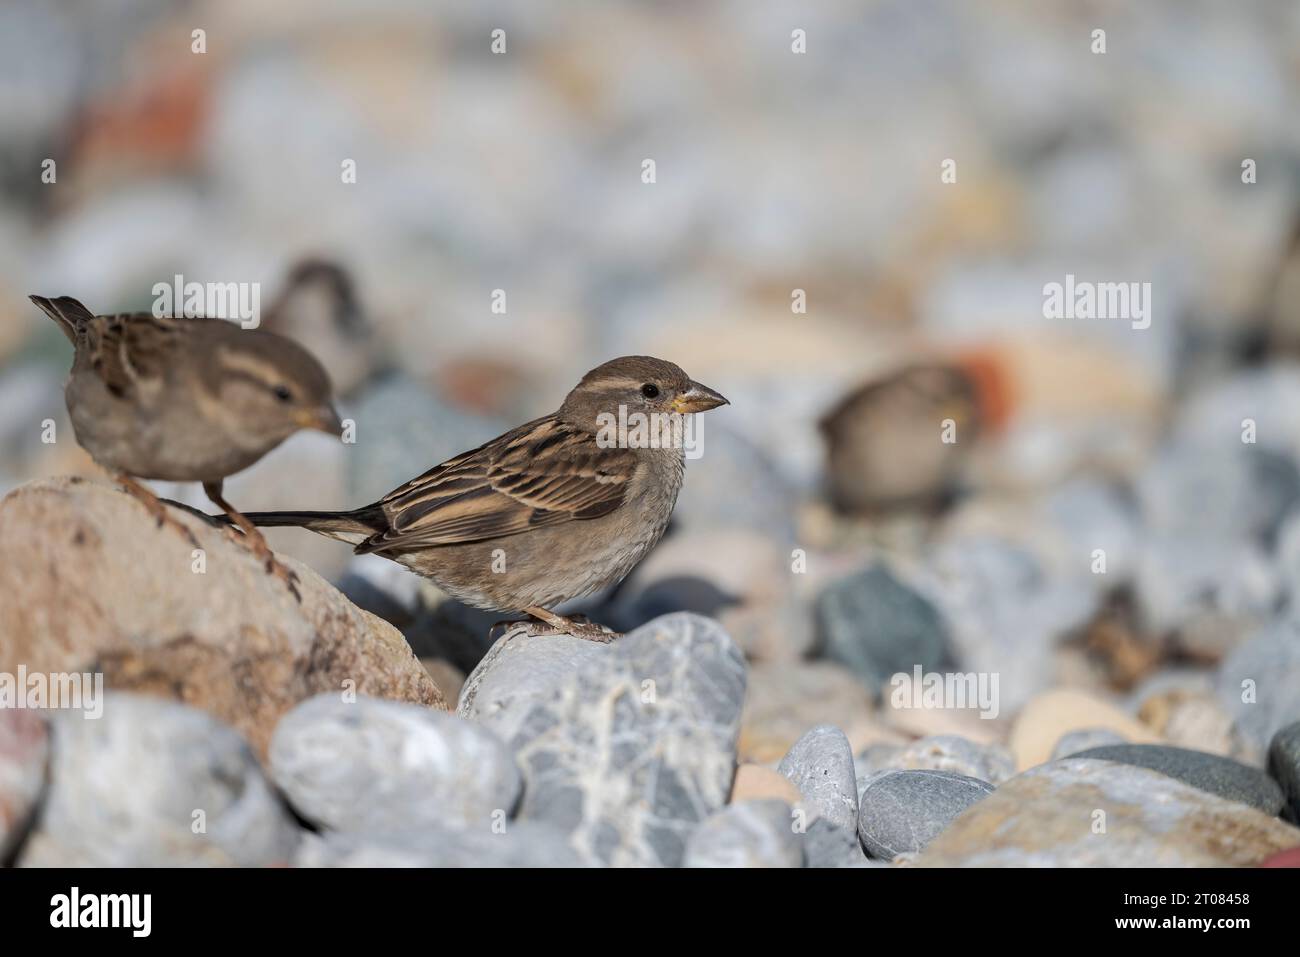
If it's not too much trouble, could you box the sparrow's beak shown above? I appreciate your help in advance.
[296,403,344,436]
[672,382,730,414]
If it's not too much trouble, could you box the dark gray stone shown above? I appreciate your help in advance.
[1267,722,1300,823]
[816,563,952,696]
[683,800,803,868]
[270,693,522,833]
[778,724,858,831]
[1071,744,1283,814]
[857,769,993,860]
[463,613,747,867]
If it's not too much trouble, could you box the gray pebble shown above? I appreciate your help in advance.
[20,693,299,867]
[857,769,994,860]
[270,693,522,833]
[1070,744,1283,814]
[684,800,803,868]
[815,563,952,697]
[778,724,859,831]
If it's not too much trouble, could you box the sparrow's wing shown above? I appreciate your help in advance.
[360,416,635,551]
[83,313,182,399]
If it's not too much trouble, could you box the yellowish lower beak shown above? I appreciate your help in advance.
[296,404,344,436]
[672,382,729,414]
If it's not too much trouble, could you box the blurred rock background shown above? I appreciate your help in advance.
[3,0,1300,781]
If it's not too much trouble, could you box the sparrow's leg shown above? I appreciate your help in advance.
[115,473,200,549]
[522,606,621,643]
[203,480,301,602]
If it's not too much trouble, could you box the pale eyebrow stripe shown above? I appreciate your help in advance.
[588,377,645,390]
[216,347,280,383]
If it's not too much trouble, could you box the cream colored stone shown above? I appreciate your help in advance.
[1010,688,1160,771]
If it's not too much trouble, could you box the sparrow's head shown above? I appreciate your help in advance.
[559,355,729,433]
[208,330,343,447]
[268,257,364,337]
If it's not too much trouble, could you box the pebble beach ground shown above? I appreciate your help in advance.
[2,2,1300,869]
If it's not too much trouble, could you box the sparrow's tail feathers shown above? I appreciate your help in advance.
[216,507,384,546]
[29,295,95,343]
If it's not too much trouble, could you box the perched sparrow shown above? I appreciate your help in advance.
[30,295,343,598]
[217,356,729,641]
[819,355,1010,514]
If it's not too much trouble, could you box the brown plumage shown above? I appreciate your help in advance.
[820,356,1010,514]
[30,294,343,599]
[221,356,729,640]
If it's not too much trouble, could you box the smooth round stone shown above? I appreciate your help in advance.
[857,769,994,860]
[1071,744,1283,814]
[815,563,953,698]
[270,694,522,833]
[1267,722,1300,822]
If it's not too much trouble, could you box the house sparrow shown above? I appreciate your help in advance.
[262,258,378,397]
[30,294,342,599]
[819,354,1010,514]
[214,356,728,641]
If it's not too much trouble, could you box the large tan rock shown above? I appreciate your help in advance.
[916,759,1300,867]
[0,477,445,759]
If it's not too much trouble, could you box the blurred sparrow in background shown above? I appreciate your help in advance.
[819,353,1010,514]
[214,356,728,641]
[31,294,342,599]
[262,257,380,397]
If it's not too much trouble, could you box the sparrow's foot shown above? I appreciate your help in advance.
[237,528,301,603]
[488,618,533,642]
[203,481,301,603]
[521,607,621,643]
[263,553,302,603]
[116,474,200,549]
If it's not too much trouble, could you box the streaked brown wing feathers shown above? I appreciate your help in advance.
[86,313,180,398]
[361,416,634,551]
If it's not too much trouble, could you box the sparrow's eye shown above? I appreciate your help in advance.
[272,385,293,402]
[640,383,660,399]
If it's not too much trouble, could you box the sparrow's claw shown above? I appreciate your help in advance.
[517,608,621,643]
[264,555,302,603]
